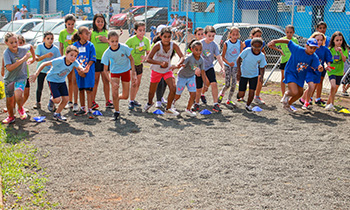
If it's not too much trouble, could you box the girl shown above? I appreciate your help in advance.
[269,25,299,101]
[144,27,184,116]
[268,38,321,113]
[325,32,348,110]
[237,38,267,112]
[29,46,87,121]
[72,26,96,119]
[243,28,266,104]
[186,27,204,53]
[218,26,243,108]
[301,32,332,109]
[59,14,79,111]
[101,31,136,121]
[90,14,113,110]
[34,31,61,109]
[125,21,151,110]
[173,40,204,117]
[2,32,36,124]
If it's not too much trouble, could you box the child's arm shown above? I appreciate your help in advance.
[236,57,242,81]
[202,69,209,92]
[268,39,289,48]
[36,52,54,61]
[82,60,94,74]
[5,53,31,71]
[59,43,64,56]
[338,47,347,62]
[267,43,284,56]
[215,54,225,74]
[173,43,185,68]
[103,64,111,83]
[147,44,168,67]
[27,45,36,65]
[29,61,52,82]
[259,67,265,83]
[1,58,4,77]
[240,40,244,53]
[221,42,234,67]
[128,54,137,85]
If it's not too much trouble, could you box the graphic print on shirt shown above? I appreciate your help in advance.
[58,69,70,77]
[203,49,211,57]
[297,63,308,73]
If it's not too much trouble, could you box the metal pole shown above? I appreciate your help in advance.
[232,0,235,26]
[184,0,188,54]
[263,57,281,86]
[291,0,295,25]
[145,0,147,31]
[43,0,45,35]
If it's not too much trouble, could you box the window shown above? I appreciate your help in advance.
[329,0,345,12]
[171,0,179,11]
[22,23,34,33]
[297,5,305,13]
[135,7,145,15]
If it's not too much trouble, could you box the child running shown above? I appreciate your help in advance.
[268,38,321,113]
[72,26,96,119]
[237,38,267,112]
[218,26,243,108]
[101,31,136,120]
[34,31,60,109]
[59,14,79,111]
[90,14,113,110]
[2,32,36,124]
[173,40,204,117]
[144,27,184,116]
[125,21,151,110]
[325,31,348,110]
[29,46,87,121]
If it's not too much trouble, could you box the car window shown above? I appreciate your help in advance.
[216,27,227,36]
[135,8,145,15]
[22,23,34,33]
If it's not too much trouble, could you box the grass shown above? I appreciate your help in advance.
[0,124,58,209]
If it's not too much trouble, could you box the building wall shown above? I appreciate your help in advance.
[134,0,167,7]
[121,0,134,10]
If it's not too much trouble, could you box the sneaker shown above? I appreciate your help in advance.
[33,102,41,109]
[2,116,15,124]
[161,97,167,106]
[143,103,153,112]
[106,100,114,108]
[65,101,73,109]
[280,94,286,103]
[245,104,253,112]
[165,108,179,116]
[134,100,142,107]
[282,95,290,107]
[226,100,236,108]
[289,105,298,112]
[91,101,99,110]
[342,91,349,96]
[302,102,310,110]
[309,98,313,105]
[74,109,87,116]
[192,103,200,112]
[254,96,265,105]
[87,112,94,119]
[325,103,335,110]
[128,101,135,110]
[72,103,79,112]
[185,109,197,117]
[299,98,305,105]
[18,108,27,120]
[201,95,207,104]
[155,101,162,108]
[48,99,55,112]
[237,97,244,102]
[53,113,67,121]
[218,94,224,103]
[112,112,120,120]
[315,99,326,105]
[3,107,16,114]
[212,104,222,112]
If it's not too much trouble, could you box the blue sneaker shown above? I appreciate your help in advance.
[48,99,55,112]
[53,113,67,121]
[128,101,135,110]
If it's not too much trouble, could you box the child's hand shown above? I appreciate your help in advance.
[229,62,235,67]
[46,52,54,58]
[317,65,323,72]
[98,36,108,42]
[27,57,35,65]
[1,69,5,77]
[203,85,209,92]
[24,52,31,60]
[141,55,146,63]
[326,66,335,72]
[160,62,168,68]
[195,67,201,77]
[84,65,90,73]
[336,47,342,52]
[169,65,178,71]
[29,74,37,83]
[177,63,185,68]
[279,49,285,56]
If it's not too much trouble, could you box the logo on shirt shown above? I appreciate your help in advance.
[78,55,88,67]
[58,69,70,77]
[203,50,211,57]
[231,48,238,55]
[191,64,198,71]
[297,63,308,73]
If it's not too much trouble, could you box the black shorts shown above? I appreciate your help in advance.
[239,76,258,91]
[329,75,342,86]
[321,69,327,77]
[95,59,109,72]
[25,78,30,88]
[135,64,143,75]
[79,87,93,91]
[279,62,287,70]
[196,68,217,89]
[48,81,68,99]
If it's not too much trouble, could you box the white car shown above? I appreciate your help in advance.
[213,23,234,46]
[22,19,64,44]
[33,20,93,47]
[0,19,42,43]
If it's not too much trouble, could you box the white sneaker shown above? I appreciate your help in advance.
[165,108,179,116]
[143,103,153,112]
[65,101,73,109]
[155,101,162,108]
[280,94,286,103]
[73,103,80,112]
[254,96,265,105]
[325,103,335,110]
[161,97,167,105]
[185,109,196,117]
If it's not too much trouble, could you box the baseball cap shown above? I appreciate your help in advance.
[150,26,156,30]
[307,38,319,47]
[156,24,166,33]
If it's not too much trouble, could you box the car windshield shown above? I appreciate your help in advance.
[0,22,23,32]
[142,8,160,17]
[31,21,60,32]
[51,24,65,34]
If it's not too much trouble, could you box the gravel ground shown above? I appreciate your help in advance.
[1,40,350,209]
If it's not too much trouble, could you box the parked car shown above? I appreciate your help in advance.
[219,23,307,65]
[213,23,233,46]
[134,7,168,31]
[22,19,64,44]
[33,20,93,47]
[0,19,42,43]
[109,6,154,28]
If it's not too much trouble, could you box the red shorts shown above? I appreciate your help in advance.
[111,70,131,82]
[150,70,174,83]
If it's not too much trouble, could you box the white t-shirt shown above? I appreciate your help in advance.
[15,11,22,20]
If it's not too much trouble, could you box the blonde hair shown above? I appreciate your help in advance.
[310,32,326,46]
[4,32,16,42]
[66,45,79,55]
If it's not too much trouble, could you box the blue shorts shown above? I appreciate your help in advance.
[4,79,26,97]
[176,76,196,95]
[305,68,321,84]
[48,81,69,99]
[284,69,307,88]
[328,75,342,86]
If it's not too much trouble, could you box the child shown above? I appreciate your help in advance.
[2,32,36,124]
[325,32,348,110]
[173,40,204,117]
[90,14,113,110]
[34,31,61,109]
[125,21,151,110]
[144,27,184,116]
[243,28,267,104]
[150,26,157,44]
[72,26,96,119]
[29,46,87,121]
[59,14,79,111]
[186,27,204,54]
[301,32,332,109]
[193,25,225,112]
[268,38,321,113]
[218,26,243,108]
[237,38,267,111]
[269,25,299,101]
[315,21,331,105]
[101,31,136,120]
[17,35,31,109]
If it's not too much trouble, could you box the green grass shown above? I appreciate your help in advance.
[0,125,58,209]
[261,89,283,96]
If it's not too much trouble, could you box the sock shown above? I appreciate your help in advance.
[81,106,85,111]
[300,98,305,103]
[88,108,92,113]
[214,102,218,105]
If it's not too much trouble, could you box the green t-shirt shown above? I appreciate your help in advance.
[125,35,151,65]
[276,36,299,64]
[91,30,109,60]
[328,47,349,76]
[58,28,78,55]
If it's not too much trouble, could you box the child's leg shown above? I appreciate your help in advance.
[92,71,100,102]
[79,89,85,108]
[54,96,69,114]
[220,66,231,97]
[195,75,203,104]
[67,71,74,103]
[228,67,237,101]
[316,76,325,99]
[246,77,258,106]
[156,78,167,102]
[237,77,248,99]
[287,83,303,105]
[130,70,142,101]
[148,82,159,105]
[247,89,255,106]
[86,89,93,110]
[119,81,130,100]
[255,75,263,98]
[101,70,111,103]
[6,96,15,117]
[188,92,196,110]
[23,79,30,105]
[211,82,219,103]
[164,77,176,109]
[305,82,315,103]
[72,71,79,105]
[280,69,285,95]
[110,77,121,112]
[14,89,24,110]
[36,72,47,103]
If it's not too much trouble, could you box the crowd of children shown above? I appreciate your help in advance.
[1,14,349,123]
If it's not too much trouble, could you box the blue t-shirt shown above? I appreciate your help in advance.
[244,39,266,49]
[223,39,241,67]
[73,41,96,89]
[101,44,132,74]
[35,43,60,74]
[239,48,267,78]
[201,39,220,71]
[3,45,31,82]
[46,57,81,83]
[325,36,331,47]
